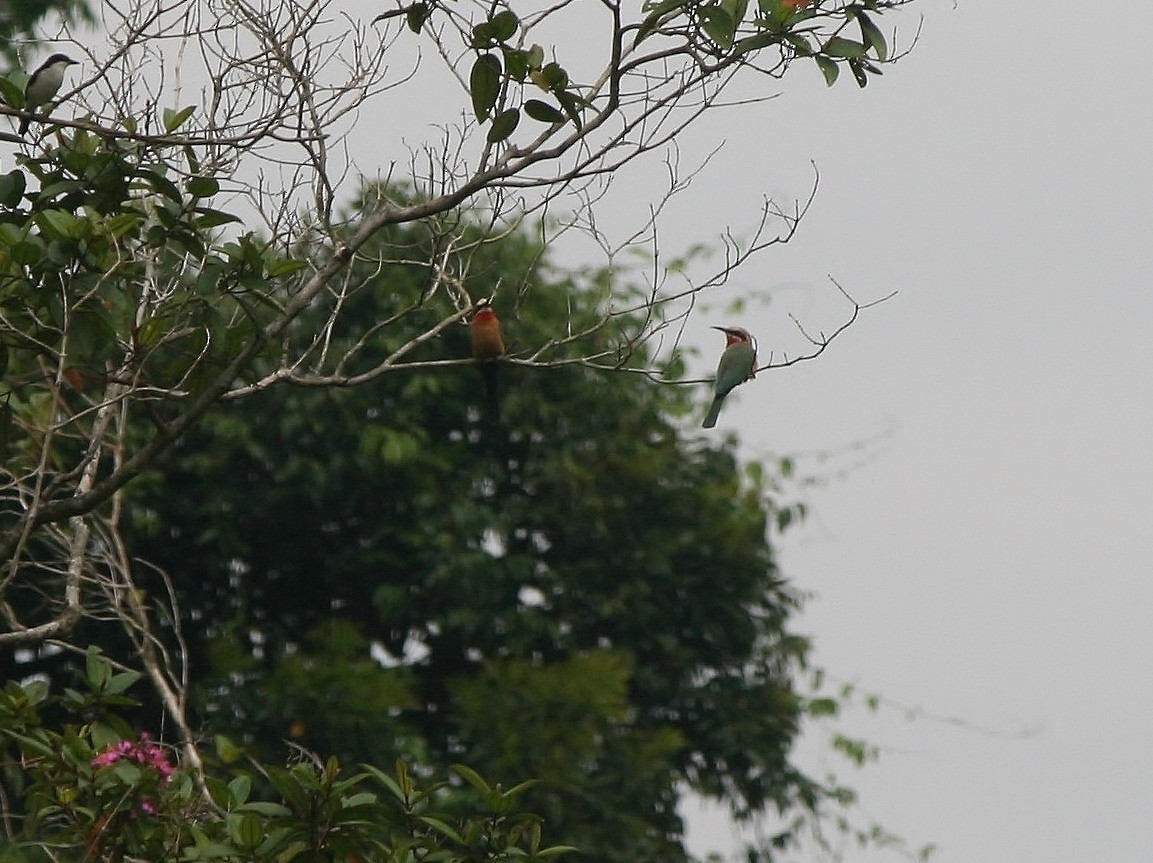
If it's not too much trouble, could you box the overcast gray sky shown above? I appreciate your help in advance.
[674,1,1153,861]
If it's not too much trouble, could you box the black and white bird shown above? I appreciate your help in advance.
[19,53,78,136]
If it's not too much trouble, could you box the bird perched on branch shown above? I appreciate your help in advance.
[469,298,506,420]
[702,325,757,429]
[19,53,78,136]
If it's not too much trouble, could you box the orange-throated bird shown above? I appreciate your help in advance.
[702,325,757,428]
[469,298,505,419]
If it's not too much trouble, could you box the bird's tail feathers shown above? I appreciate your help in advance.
[701,394,725,429]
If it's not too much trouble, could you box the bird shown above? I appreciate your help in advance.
[702,325,757,428]
[19,53,78,136]
[469,298,506,420]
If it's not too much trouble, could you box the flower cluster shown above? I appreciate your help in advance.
[91,734,176,782]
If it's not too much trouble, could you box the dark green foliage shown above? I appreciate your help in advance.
[635,0,894,88]
[462,7,589,139]
[0,658,575,863]
[0,126,302,693]
[96,191,820,863]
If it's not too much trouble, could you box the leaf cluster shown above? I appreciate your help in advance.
[0,659,575,863]
[636,0,895,88]
[465,9,587,143]
[0,122,300,516]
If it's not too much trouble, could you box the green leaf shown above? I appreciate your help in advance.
[265,765,310,812]
[187,176,220,197]
[10,240,43,266]
[776,507,793,532]
[111,760,142,785]
[814,55,839,86]
[194,207,242,229]
[536,846,580,859]
[183,144,202,174]
[470,53,502,121]
[0,170,26,207]
[753,0,787,30]
[471,20,495,48]
[488,9,519,42]
[823,36,867,58]
[163,105,196,132]
[419,815,464,844]
[407,2,431,33]
[451,763,493,797]
[141,169,184,202]
[832,733,873,766]
[372,8,406,24]
[360,763,408,803]
[698,7,735,49]
[535,62,569,93]
[234,813,264,848]
[341,791,377,807]
[105,670,142,695]
[205,775,234,806]
[46,238,74,266]
[6,730,56,759]
[236,801,292,817]
[636,0,692,45]
[721,0,750,28]
[733,30,780,57]
[500,778,539,799]
[524,99,565,124]
[556,91,584,131]
[857,12,888,61]
[37,209,78,239]
[85,646,111,689]
[784,33,813,57]
[228,774,252,805]
[849,57,869,88]
[0,77,23,110]
[215,734,242,764]
[104,212,144,240]
[37,179,84,201]
[276,840,310,861]
[807,697,839,718]
[504,47,529,82]
[267,257,308,278]
[486,107,520,143]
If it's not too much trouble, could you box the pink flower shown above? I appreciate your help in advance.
[91,734,176,782]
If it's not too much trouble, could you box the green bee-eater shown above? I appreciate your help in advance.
[702,326,757,428]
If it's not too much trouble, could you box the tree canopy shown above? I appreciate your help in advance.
[102,195,816,863]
